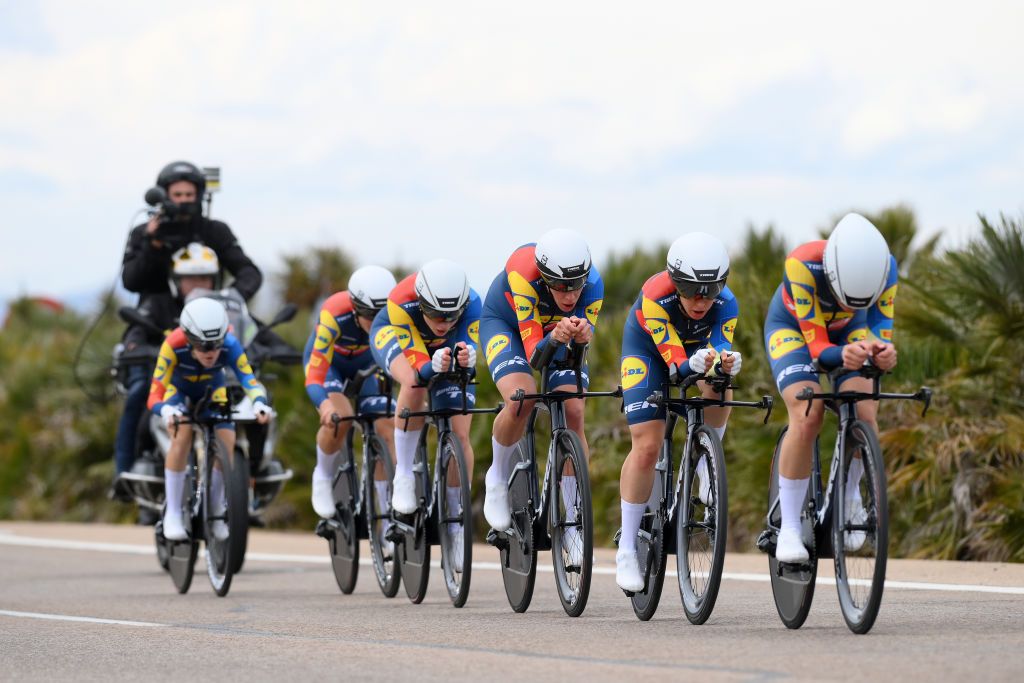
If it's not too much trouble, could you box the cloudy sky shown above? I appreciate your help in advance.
[2,1,1023,311]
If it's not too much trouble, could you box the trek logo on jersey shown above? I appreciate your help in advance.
[721,318,737,344]
[846,328,868,343]
[877,285,897,319]
[373,326,396,350]
[513,294,535,322]
[485,334,510,365]
[620,356,649,390]
[585,300,603,326]
[768,328,806,359]
[468,320,480,344]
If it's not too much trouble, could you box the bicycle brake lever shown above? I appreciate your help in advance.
[796,386,814,417]
[399,407,411,431]
[511,388,526,417]
[645,391,663,407]
[762,395,774,424]
[331,413,342,438]
[919,387,933,417]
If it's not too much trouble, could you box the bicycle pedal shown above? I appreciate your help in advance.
[485,528,509,550]
[755,529,775,555]
[385,525,404,544]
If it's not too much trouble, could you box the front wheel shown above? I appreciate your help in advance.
[677,425,727,625]
[550,430,593,618]
[437,432,472,608]
[833,420,888,634]
[364,434,400,598]
[205,435,248,597]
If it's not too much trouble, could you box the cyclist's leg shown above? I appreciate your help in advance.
[481,317,536,485]
[114,364,150,475]
[162,391,193,538]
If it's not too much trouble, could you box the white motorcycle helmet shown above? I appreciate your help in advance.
[534,228,592,292]
[348,265,396,318]
[823,213,892,309]
[168,242,220,298]
[180,297,230,351]
[415,259,470,322]
[666,232,730,299]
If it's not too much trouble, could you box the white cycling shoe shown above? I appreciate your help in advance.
[311,475,336,519]
[484,482,511,531]
[696,457,713,507]
[775,527,810,563]
[449,524,465,573]
[562,526,584,567]
[391,473,418,515]
[209,503,230,542]
[615,548,644,592]
[844,498,868,552]
[162,509,188,542]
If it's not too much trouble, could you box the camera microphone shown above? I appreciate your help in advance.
[144,186,167,206]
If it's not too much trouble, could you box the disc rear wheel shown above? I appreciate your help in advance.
[329,443,360,594]
[396,439,431,604]
[500,439,538,613]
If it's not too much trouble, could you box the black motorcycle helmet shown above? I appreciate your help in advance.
[156,161,206,197]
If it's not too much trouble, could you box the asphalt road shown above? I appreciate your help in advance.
[2,521,1023,681]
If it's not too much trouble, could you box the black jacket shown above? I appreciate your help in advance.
[122,293,182,350]
[121,217,262,300]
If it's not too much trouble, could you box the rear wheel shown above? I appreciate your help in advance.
[630,464,667,621]
[500,439,538,613]
[364,434,401,598]
[833,420,888,634]
[329,442,360,594]
[550,430,593,618]
[396,438,431,604]
[677,425,727,625]
[205,436,248,597]
[228,447,250,575]
[165,465,197,594]
[437,432,472,607]
[766,427,818,629]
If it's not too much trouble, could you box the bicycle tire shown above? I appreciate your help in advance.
[833,420,888,634]
[630,464,667,621]
[166,466,197,594]
[229,447,250,575]
[329,441,360,594]
[766,427,818,629]
[677,425,727,624]
[437,432,473,607]
[364,433,401,598]
[501,438,538,613]
[549,430,593,618]
[397,437,431,604]
[205,435,248,597]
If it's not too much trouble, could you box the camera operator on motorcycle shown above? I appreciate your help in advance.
[113,161,263,509]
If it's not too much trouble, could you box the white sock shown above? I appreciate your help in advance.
[208,466,225,512]
[374,480,390,513]
[446,485,462,518]
[314,444,340,481]
[696,455,709,486]
[486,437,518,487]
[778,475,810,533]
[712,425,726,442]
[619,500,646,553]
[561,475,578,523]
[846,457,864,503]
[165,469,186,516]
[393,428,421,477]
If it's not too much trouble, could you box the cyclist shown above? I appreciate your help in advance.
[304,265,397,525]
[369,260,481,568]
[148,297,273,541]
[479,229,604,567]
[112,243,221,504]
[615,233,742,591]
[764,213,897,563]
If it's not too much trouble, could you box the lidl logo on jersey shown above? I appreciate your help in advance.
[846,328,868,343]
[648,323,668,345]
[468,321,480,344]
[877,285,897,319]
[485,334,510,365]
[721,318,737,343]
[396,328,412,349]
[513,295,535,322]
[585,300,603,326]
[793,285,815,320]
[768,328,805,359]
[374,326,396,350]
[620,356,649,390]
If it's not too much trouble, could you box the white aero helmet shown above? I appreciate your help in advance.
[823,213,892,309]
[180,296,230,351]
[534,228,592,292]
[415,259,470,322]
[666,232,730,299]
[348,265,396,318]
[169,242,220,297]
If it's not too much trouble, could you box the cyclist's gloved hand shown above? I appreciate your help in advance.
[254,400,275,424]
[718,350,742,376]
[687,348,716,375]
[160,404,184,428]
[456,343,477,369]
[431,347,452,374]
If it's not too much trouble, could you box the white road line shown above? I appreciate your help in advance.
[2,530,1023,596]
[0,609,164,628]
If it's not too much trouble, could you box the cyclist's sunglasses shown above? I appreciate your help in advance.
[672,277,726,300]
[541,274,588,292]
[353,302,383,320]
[421,303,466,323]
[190,338,224,352]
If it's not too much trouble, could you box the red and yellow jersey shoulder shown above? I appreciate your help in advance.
[384,274,431,372]
[503,244,546,358]
[636,271,688,367]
